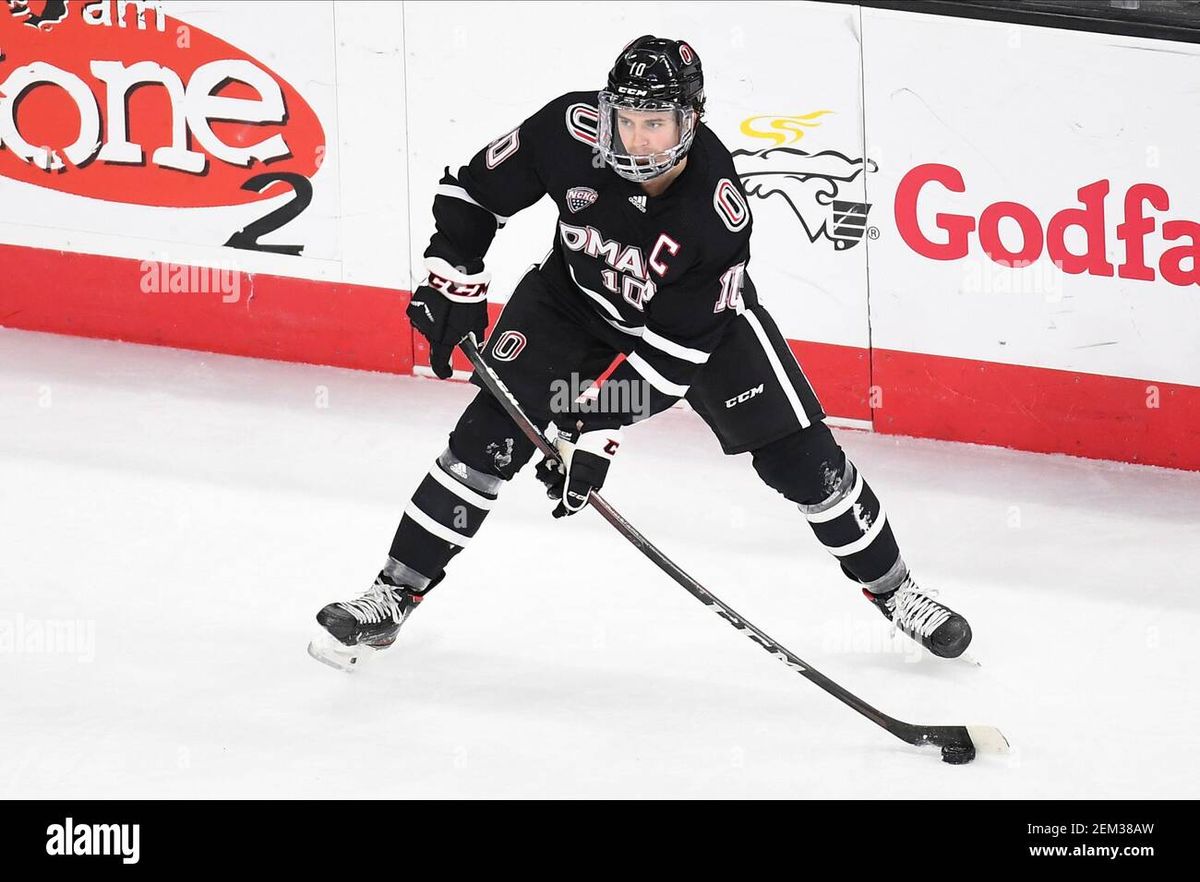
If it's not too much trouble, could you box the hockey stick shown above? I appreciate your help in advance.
[461,333,1009,764]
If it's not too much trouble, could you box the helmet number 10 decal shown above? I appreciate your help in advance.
[629,62,648,77]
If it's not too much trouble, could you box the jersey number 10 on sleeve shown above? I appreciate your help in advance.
[714,263,746,314]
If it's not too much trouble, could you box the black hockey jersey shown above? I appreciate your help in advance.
[424,90,758,424]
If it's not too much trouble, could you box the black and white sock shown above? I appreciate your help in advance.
[385,447,501,590]
[798,459,908,594]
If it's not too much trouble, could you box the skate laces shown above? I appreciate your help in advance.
[893,577,951,639]
[338,580,405,625]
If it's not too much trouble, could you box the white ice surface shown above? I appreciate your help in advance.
[1,327,1198,799]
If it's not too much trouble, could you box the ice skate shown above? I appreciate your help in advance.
[307,575,424,673]
[864,575,972,659]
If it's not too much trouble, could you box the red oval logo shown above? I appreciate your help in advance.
[0,1,325,208]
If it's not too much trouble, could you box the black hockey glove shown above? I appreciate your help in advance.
[535,424,622,518]
[406,258,490,379]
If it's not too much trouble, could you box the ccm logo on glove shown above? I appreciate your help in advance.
[406,257,491,379]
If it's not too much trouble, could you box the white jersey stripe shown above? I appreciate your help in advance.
[627,352,690,397]
[743,311,812,429]
[567,264,626,322]
[567,264,648,339]
[641,328,711,364]
[435,184,511,224]
[604,316,644,337]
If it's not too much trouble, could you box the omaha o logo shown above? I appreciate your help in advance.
[713,178,749,232]
[489,330,527,362]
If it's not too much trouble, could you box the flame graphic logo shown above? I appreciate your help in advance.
[738,111,833,147]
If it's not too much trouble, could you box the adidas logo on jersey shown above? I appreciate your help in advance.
[566,187,598,213]
[628,195,647,213]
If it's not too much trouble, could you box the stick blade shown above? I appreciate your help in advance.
[966,725,1011,755]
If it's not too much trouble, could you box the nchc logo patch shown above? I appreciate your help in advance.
[566,186,598,213]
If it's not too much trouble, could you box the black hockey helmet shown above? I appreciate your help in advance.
[598,36,705,182]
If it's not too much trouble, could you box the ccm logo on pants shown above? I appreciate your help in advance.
[725,383,764,408]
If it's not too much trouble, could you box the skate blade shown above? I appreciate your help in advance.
[307,632,386,673]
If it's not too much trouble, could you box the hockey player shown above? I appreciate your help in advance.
[309,36,972,671]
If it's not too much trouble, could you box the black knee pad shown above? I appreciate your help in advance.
[447,389,539,481]
[751,422,847,506]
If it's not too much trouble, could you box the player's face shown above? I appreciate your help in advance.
[615,109,681,156]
